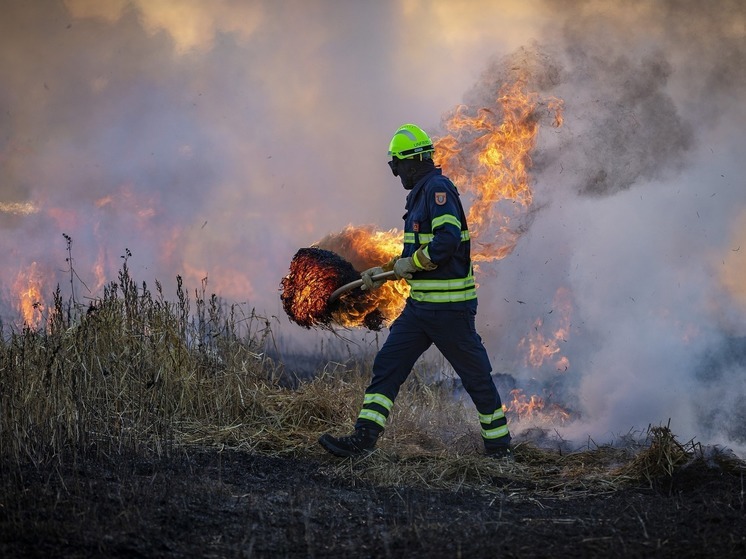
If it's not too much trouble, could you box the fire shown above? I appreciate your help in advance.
[315,225,409,326]
[281,246,404,330]
[14,262,46,329]
[435,79,563,261]
[518,286,573,371]
[509,286,575,424]
[316,225,401,272]
[282,77,563,330]
[281,226,411,330]
[506,388,572,425]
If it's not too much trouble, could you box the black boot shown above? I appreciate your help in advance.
[319,426,380,457]
[485,445,514,460]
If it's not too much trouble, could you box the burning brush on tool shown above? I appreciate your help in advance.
[280,247,395,330]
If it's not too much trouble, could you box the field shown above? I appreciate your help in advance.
[2,267,745,557]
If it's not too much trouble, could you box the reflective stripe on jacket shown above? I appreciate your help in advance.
[401,168,477,309]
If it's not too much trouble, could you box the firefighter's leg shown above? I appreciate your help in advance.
[319,304,431,457]
[430,308,511,453]
[354,302,432,432]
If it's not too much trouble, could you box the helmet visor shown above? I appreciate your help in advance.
[387,159,399,177]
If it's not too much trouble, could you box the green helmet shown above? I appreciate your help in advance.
[388,124,434,160]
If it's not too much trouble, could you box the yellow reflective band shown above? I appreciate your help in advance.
[410,289,477,303]
[412,250,424,269]
[405,231,469,244]
[481,425,510,440]
[358,409,387,428]
[363,393,393,410]
[408,276,475,291]
[479,408,506,424]
[423,245,431,261]
[431,214,461,230]
[411,231,470,244]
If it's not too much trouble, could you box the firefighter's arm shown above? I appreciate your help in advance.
[427,213,461,264]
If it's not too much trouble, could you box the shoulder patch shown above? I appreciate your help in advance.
[434,192,447,205]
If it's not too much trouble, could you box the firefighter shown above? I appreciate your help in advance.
[319,123,513,459]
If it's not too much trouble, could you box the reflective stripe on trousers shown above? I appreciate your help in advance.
[355,301,511,448]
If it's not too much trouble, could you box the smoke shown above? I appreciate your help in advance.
[471,1,746,450]
[461,40,695,199]
[1,1,745,452]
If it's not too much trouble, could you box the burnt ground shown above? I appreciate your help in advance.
[2,449,745,559]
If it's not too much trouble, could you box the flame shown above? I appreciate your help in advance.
[316,225,401,272]
[14,262,46,329]
[506,388,572,425]
[282,246,394,330]
[518,286,573,370]
[435,78,563,261]
[281,225,416,329]
[315,225,409,326]
[284,78,564,330]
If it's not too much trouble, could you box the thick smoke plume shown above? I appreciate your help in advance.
[466,1,746,451]
[462,40,695,198]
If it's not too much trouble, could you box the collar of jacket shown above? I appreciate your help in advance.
[405,167,442,209]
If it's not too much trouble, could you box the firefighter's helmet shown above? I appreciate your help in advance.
[388,124,434,160]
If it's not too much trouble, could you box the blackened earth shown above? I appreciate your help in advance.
[2,449,745,558]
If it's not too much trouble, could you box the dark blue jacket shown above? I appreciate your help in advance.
[401,168,477,310]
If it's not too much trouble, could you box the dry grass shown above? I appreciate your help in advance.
[1,263,743,499]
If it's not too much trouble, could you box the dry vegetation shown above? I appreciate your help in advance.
[2,263,745,557]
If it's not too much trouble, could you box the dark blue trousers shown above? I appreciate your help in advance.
[355,300,511,449]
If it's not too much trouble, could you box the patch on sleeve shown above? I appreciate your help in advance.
[434,192,447,205]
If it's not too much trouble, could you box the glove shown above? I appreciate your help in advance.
[393,247,437,280]
[393,257,418,279]
[360,266,386,291]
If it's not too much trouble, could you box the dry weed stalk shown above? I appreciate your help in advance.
[2,256,744,499]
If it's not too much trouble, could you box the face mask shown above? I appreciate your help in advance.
[400,171,416,190]
[392,158,417,189]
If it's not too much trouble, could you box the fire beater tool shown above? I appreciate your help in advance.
[328,270,397,303]
[281,247,398,330]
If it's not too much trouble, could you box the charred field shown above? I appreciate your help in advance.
[2,267,745,558]
[3,440,745,558]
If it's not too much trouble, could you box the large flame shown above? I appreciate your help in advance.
[435,79,563,261]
